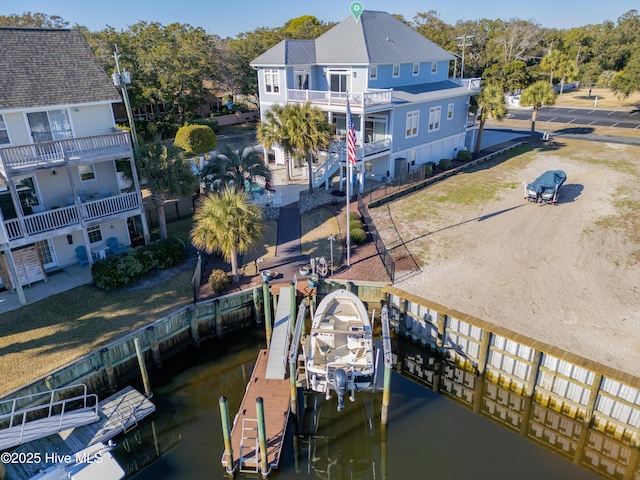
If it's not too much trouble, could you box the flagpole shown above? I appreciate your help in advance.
[346,150,351,267]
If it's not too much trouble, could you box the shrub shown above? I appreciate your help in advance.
[348,212,360,222]
[350,219,363,231]
[174,124,216,156]
[350,228,367,244]
[209,269,231,293]
[438,158,452,170]
[91,238,187,291]
[155,121,181,140]
[456,150,472,161]
[424,163,434,176]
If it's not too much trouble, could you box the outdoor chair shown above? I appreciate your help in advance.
[75,246,89,267]
[106,237,127,255]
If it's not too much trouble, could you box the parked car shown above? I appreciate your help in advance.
[525,170,567,204]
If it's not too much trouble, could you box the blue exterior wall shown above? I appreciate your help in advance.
[390,94,469,153]
[367,60,450,89]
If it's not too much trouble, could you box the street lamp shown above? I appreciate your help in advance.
[327,235,335,276]
[112,45,138,152]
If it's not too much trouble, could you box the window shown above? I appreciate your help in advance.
[369,66,377,80]
[447,103,454,120]
[294,70,309,90]
[393,64,400,78]
[405,111,419,138]
[329,70,350,92]
[413,63,420,76]
[429,106,441,132]
[431,62,437,74]
[264,69,280,93]
[87,225,103,244]
[78,164,96,182]
[26,109,72,143]
[0,114,9,145]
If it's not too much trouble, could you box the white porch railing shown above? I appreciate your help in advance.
[287,88,392,107]
[4,192,141,241]
[453,77,482,91]
[0,132,131,171]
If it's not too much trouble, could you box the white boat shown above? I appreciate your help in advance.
[28,441,125,480]
[305,289,375,411]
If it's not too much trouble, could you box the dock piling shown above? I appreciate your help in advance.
[101,348,117,391]
[219,396,236,476]
[289,282,296,335]
[134,337,152,397]
[256,397,271,478]
[146,326,162,369]
[263,280,272,348]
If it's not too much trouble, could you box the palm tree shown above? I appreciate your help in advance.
[190,187,264,282]
[519,81,557,137]
[286,102,332,193]
[257,104,295,182]
[200,144,272,194]
[474,82,508,154]
[134,142,198,240]
[258,102,332,191]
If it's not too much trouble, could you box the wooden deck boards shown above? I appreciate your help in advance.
[3,386,154,480]
[223,349,290,473]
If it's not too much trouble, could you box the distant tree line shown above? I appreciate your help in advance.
[3,9,640,121]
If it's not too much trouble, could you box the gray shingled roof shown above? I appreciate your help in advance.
[0,28,121,111]
[251,11,453,67]
[251,39,316,66]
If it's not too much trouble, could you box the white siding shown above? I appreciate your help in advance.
[71,104,116,137]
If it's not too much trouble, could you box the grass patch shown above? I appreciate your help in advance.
[0,270,193,394]
[241,219,278,274]
[301,208,344,266]
[152,216,194,244]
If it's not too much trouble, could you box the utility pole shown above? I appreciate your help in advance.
[455,34,474,80]
[112,45,138,152]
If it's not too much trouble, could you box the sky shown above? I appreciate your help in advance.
[2,0,637,38]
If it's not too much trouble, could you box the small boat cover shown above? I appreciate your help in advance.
[527,170,567,194]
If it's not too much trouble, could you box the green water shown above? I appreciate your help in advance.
[115,329,603,479]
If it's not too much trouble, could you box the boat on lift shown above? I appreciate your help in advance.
[304,289,375,411]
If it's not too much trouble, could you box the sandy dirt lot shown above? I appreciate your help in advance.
[372,138,640,377]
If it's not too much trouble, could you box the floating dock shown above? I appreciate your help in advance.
[4,386,155,479]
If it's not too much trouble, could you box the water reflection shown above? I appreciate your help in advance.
[119,331,612,479]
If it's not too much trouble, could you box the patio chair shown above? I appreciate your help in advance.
[75,246,89,267]
[106,237,127,255]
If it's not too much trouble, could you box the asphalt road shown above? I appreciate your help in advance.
[507,106,640,130]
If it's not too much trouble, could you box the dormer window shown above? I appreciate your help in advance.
[392,64,400,78]
[264,69,280,93]
[413,63,420,76]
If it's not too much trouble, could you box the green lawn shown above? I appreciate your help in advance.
[301,208,343,272]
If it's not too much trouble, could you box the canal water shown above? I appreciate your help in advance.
[114,328,602,479]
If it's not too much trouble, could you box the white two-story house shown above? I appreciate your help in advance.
[250,10,480,190]
[0,28,149,305]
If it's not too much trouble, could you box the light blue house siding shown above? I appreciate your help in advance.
[367,61,449,89]
[257,67,287,104]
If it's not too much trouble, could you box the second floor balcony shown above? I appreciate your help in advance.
[287,89,393,108]
[0,131,132,176]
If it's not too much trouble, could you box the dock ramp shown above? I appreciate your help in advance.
[265,287,292,380]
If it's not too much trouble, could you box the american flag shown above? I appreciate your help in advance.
[346,98,357,165]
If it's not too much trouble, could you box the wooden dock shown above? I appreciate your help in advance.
[4,386,155,479]
[222,349,291,473]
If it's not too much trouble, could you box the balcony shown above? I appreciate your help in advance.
[287,89,393,108]
[0,132,132,174]
[453,77,481,91]
[4,192,141,241]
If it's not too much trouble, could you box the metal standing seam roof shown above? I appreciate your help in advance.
[0,27,121,111]
[251,10,454,67]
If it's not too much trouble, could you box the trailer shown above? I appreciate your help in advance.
[524,170,566,204]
